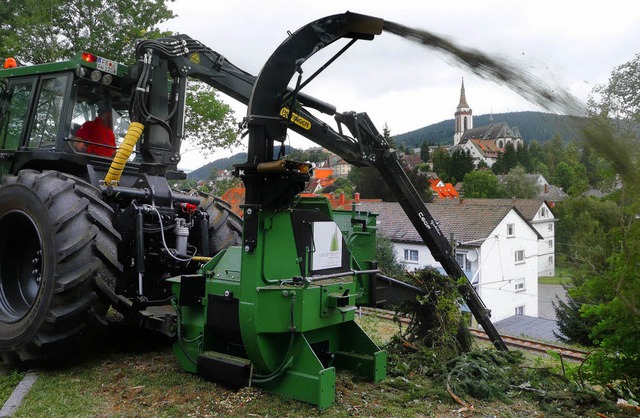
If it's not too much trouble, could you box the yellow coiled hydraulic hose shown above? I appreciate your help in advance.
[104,121,145,185]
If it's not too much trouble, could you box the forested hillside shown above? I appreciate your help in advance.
[187,152,248,180]
[393,111,587,148]
[188,111,587,179]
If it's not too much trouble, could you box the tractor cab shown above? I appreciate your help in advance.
[0,53,138,184]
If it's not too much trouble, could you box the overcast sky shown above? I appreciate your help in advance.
[162,0,640,170]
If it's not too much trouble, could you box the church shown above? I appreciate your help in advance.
[453,79,523,167]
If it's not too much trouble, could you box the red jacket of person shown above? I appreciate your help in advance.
[76,116,115,157]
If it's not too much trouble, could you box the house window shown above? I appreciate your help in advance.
[548,239,553,248]
[507,223,515,237]
[548,255,554,264]
[540,207,547,217]
[515,250,525,263]
[515,306,525,315]
[404,249,419,262]
[515,279,525,292]
[455,253,472,271]
[548,223,553,232]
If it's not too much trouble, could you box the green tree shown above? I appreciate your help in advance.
[528,139,544,170]
[321,177,353,198]
[448,147,474,184]
[2,0,175,64]
[476,160,489,170]
[213,177,241,197]
[382,123,395,148]
[431,146,451,181]
[376,236,406,279]
[542,134,565,179]
[501,166,538,198]
[420,141,430,163]
[516,142,533,172]
[553,52,640,398]
[405,166,433,202]
[554,161,575,192]
[288,147,329,164]
[1,0,241,154]
[184,82,238,154]
[462,170,502,198]
[492,142,519,174]
[348,166,393,201]
[587,52,640,130]
[580,144,616,189]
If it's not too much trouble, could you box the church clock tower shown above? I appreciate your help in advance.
[454,78,472,146]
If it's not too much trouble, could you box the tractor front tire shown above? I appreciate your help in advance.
[0,170,121,363]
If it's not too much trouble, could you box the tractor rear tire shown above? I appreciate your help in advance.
[193,190,242,255]
[0,170,121,363]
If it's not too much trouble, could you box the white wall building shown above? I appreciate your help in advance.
[361,201,541,323]
[434,199,556,277]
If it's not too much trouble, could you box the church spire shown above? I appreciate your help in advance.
[457,77,470,109]
[454,77,472,146]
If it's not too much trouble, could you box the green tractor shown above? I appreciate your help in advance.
[0,12,505,409]
[0,46,243,362]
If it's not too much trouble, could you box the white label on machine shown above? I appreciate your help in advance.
[312,221,343,270]
[97,57,118,75]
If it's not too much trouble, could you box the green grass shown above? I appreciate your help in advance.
[0,366,25,405]
[0,319,629,417]
[538,264,573,285]
[538,276,567,285]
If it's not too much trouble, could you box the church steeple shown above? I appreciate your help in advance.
[457,78,469,109]
[454,78,472,146]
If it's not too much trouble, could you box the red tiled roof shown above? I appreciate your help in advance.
[469,138,502,156]
[313,167,333,179]
[220,186,245,218]
[429,178,459,199]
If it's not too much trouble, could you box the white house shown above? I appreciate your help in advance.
[459,139,501,168]
[360,201,541,323]
[434,199,557,277]
[327,154,351,178]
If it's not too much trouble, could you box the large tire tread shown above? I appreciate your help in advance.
[0,169,122,363]
[191,190,242,255]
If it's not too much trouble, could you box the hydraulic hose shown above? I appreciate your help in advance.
[104,122,145,185]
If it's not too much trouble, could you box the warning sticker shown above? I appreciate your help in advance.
[279,107,311,130]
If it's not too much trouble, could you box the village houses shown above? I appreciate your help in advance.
[434,198,557,277]
[359,200,542,323]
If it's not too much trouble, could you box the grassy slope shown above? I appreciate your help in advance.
[0,317,630,418]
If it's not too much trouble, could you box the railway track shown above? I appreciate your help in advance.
[359,307,589,361]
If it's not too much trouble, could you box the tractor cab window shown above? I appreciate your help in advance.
[0,78,35,150]
[28,75,68,149]
[70,82,132,158]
